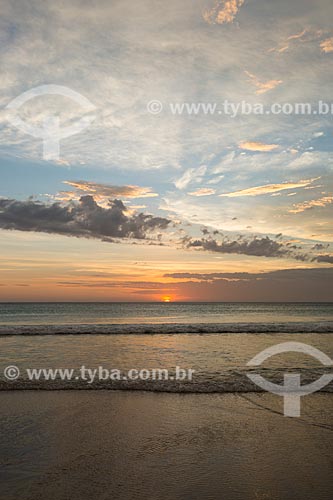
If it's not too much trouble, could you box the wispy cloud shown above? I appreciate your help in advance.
[219,178,318,198]
[57,181,158,206]
[239,141,279,152]
[188,188,216,196]
[289,195,333,214]
[268,29,308,54]
[174,166,207,190]
[245,71,283,94]
[203,0,244,25]
[268,29,333,56]
[287,29,308,41]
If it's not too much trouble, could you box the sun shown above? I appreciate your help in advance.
[162,296,171,302]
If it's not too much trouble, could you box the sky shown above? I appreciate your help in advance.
[0,0,332,301]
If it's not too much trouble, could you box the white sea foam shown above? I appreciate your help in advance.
[0,322,332,335]
[1,367,332,392]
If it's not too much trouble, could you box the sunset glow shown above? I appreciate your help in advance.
[1,3,333,500]
[0,0,332,303]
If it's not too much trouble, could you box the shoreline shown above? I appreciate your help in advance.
[1,391,332,500]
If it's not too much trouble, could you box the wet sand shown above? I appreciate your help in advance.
[0,391,332,500]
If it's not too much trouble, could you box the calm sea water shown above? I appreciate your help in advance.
[0,302,332,392]
[0,302,332,333]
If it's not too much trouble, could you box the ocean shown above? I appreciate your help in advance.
[1,301,333,333]
[0,302,332,392]
[1,303,333,500]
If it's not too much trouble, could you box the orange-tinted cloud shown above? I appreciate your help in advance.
[219,178,319,198]
[188,188,216,196]
[320,37,333,53]
[203,0,244,25]
[57,180,158,205]
[268,29,307,54]
[239,141,279,152]
[289,195,333,214]
[245,71,283,94]
[287,29,307,41]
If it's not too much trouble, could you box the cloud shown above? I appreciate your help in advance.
[162,165,333,242]
[0,197,170,242]
[185,235,289,258]
[268,29,310,54]
[320,37,333,53]
[162,267,333,302]
[164,271,255,281]
[314,254,333,264]
[174,166,207,190]
[289,195,333,214]
[59,267,333,302]
[244,71,283,94]
[239,141,279,152]
[219,178,318,198]
[312,243,328,251]
[56,181,158,206]
[1,0,332,176]
[268,29,333,57]
[203,0,244,25]
[58,280,175,290]
[188,188,216,196]
[287,29,308,41]
[164,267,333,281]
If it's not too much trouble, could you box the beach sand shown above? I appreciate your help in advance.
[0,391,332,500]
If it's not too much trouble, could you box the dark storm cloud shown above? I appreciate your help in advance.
[164,268,333,282]
[313,254,333,264]
[185,236,289,258]
[0,196,170,241]
[163,267,333,301]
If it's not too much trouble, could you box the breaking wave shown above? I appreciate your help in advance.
[1,368,332,392]
[0,322,333,335]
